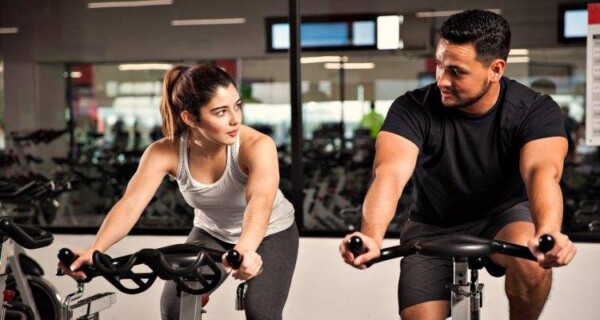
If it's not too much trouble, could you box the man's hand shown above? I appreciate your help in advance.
[527,231,577,268]
[339,232,381,270]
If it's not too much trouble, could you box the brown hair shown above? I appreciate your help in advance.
[159,64,237,140]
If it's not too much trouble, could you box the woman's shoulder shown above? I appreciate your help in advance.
[239,125,276,151]
[141,137,180,173]
[147,137,180,155]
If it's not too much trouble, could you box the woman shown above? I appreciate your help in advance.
[61,64,298,320]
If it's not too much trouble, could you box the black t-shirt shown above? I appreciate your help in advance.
[381,77,566,226]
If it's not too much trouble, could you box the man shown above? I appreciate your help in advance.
[339,9,576,320]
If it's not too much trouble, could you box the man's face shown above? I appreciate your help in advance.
[435,39,493,109]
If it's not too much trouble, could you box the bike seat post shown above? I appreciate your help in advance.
[450,257,484,320]
[179,288,205,320]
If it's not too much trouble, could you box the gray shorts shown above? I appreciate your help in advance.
[397,201,533,312]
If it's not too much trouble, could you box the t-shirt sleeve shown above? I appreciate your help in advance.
[380,95,427,149]
[518,95,567,147]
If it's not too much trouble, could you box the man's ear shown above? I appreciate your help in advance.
[489,59,506,82]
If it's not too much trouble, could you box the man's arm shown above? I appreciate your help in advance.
[341,131,419,268]
[520,136,577,267]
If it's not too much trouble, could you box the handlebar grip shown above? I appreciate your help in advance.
[348,236,374,267]
[57,248,93,283]
[538,234,555,253]
[0,219,53,249]
[226,249,242,270]
[348,236,366,257]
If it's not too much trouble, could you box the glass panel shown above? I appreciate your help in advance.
[301,53,425,233]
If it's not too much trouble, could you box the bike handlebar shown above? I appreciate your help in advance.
[58,244,230,295]
[348,233,555,267]
[0,218,54,249]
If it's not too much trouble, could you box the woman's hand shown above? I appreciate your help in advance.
[222,249,263,281]
[57,247,97,281]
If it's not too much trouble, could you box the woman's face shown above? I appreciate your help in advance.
[195,83,242,146]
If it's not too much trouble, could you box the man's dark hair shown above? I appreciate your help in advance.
[440,9,511,64]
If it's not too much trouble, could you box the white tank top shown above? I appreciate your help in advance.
[174,133,295,243]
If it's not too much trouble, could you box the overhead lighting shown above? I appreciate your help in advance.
[301,56,348,64]
[0,27,19,34]
[88,0,172,9]
[509,49,529,56]
[324,63,375,70]
[70,71,83,78]
[416,9,501,18]
[507,56,530,63]
[171,18,246,26]
[118,63,173,71]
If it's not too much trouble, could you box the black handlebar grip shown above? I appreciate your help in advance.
[538,234,555,253]
[57,248,92,282]
[226,249,242,270]
[348,236,367,257]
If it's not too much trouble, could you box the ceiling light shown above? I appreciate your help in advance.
[118,63,173,71]
[324,63,375,70]
[70,71,83,78]
[416,9,501,18]
[509,49,529,56]
[88,0,172,9]
[301,56,348,64]
[171,18,246,26]
[507,56,530,63]
[0,27,19,34]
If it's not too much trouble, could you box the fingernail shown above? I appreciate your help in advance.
[70,265,76,271]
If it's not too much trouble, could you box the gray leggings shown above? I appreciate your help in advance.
[160,222,299,320]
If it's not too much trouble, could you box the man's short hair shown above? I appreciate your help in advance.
[441,9,511,64]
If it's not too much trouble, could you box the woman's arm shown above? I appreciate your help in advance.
[222,127,280,280]
[237,128,280,253]
[66,139,177,275]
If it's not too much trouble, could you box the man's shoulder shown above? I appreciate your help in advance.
[503,77,551,109]
[394,83,438,109]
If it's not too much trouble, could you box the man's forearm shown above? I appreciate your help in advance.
[527,169,564,235]
[361,176,406,247]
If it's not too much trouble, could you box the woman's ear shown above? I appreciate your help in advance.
[180,110,197,128]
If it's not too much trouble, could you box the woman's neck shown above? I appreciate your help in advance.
[187,132,226,158]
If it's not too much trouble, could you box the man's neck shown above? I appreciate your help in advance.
[460,81,501,116]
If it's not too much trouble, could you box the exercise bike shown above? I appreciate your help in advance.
[58,244,246,319]
[0,217,58,320]
[348,234,555,320]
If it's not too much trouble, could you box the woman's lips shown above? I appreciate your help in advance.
[227,130,238,137]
